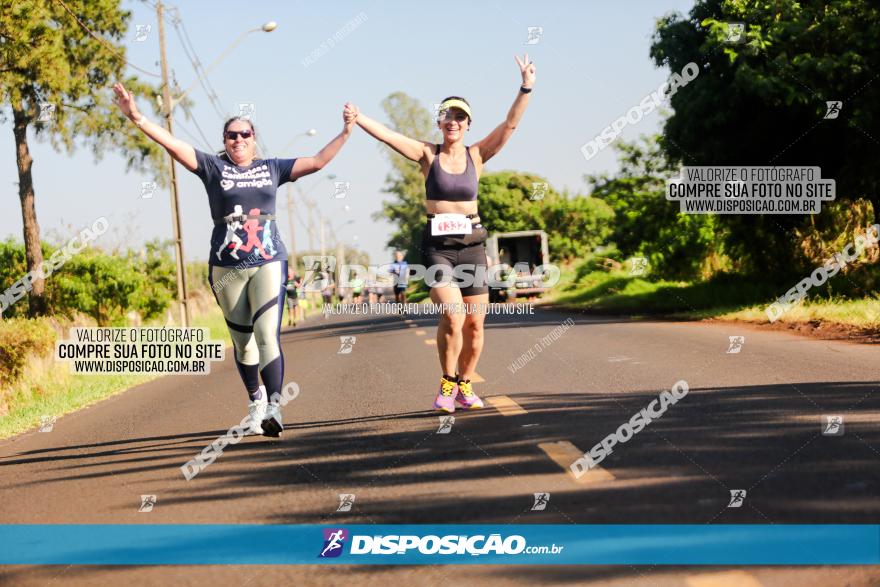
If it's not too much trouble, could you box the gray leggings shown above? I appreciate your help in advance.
[208,260,287,403]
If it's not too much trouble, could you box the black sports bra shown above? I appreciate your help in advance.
[425,145,478,201]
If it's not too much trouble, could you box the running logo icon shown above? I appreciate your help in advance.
[630,257,648,276]
[134,24,151,42]
[531,492,550,511]
[525,26,543,45]
[822,415,844,436]
[824,101,842,120]
[237,102,256,120]
[332,181,351,199]
[338,336,356,354]
[319,528,348,558]
[39,415,56,433]
[726,336,745,354]
[336,494,355,512]
[139,495,157,512]
[140,181,157,199]
[727,489,746,508]
[437,415,455,434]
[38,102,55,122]
[530,182,548,201]
[302,255,336,291]
[724,22,745,44]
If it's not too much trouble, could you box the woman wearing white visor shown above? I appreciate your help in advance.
[349,55,536,412]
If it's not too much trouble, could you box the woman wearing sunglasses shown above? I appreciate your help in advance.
[349,54,536,413]
[113,82,357,437]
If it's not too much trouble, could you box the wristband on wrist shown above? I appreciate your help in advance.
[519,86,532,94]
[133,113,148,128]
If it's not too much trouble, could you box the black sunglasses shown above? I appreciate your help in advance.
[224,130,253,140]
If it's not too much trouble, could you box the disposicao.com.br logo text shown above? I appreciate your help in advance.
[319,529,564,557]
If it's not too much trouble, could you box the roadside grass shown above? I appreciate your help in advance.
[1,293,342,440]
[718,297,880,327]
[1,304,233,440]
[545,259,880,329]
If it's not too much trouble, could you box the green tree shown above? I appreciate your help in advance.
[650,0,880,275]
[371,92,434,260]
[588,136,723,279]
[478,171,614,261]
[1,0,165,316]
[0,238,177,324]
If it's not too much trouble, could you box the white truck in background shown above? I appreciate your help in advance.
[485,230,550,302]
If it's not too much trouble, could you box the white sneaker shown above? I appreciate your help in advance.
[261,402,283,437]
[247,386,268,435]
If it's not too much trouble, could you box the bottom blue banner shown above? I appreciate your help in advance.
[0,525,878,565]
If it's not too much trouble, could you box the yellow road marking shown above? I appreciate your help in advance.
[424,339,436,346]
[538,441,615,484]
[686,571,764,587]
[486,395,527,416]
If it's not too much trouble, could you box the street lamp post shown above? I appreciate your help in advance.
[154,1,275,326]
[171,21,278,108]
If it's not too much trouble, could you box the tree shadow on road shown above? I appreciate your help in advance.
[9,381,876,528]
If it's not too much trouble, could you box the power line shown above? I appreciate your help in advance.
[175,85,213,151]
[52,0,160,78]
[181,107,213,151]
[168,6,228,122]
[168,5,273,160]
[174,119,211,152]
[166,70,212,151]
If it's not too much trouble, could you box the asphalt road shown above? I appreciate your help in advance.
[1,306,879,586]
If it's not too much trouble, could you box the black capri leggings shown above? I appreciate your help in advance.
[419,223,489,297]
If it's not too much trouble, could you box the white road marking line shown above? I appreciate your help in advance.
[486,395,528,416]
[538,440,615,484]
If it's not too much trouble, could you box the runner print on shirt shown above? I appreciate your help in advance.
[262,220,277,257]
[235,207,273,261]
[193,149,297,269]
[216,204,245,261]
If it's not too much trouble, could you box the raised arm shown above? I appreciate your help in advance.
[290,103,357,181]
[355,109,431,163]
[473,54,536,163]
[113,83,197,172]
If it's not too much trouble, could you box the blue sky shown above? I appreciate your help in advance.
[2,0,694,265]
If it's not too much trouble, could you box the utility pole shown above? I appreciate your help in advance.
[156,1,190,326]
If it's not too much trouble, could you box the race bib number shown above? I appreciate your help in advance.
[431,214,473,236]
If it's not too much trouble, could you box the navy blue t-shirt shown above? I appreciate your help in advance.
[192,149,296,268]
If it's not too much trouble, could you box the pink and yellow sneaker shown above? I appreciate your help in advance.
[433,376,458,413]
[456,379,484,410]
